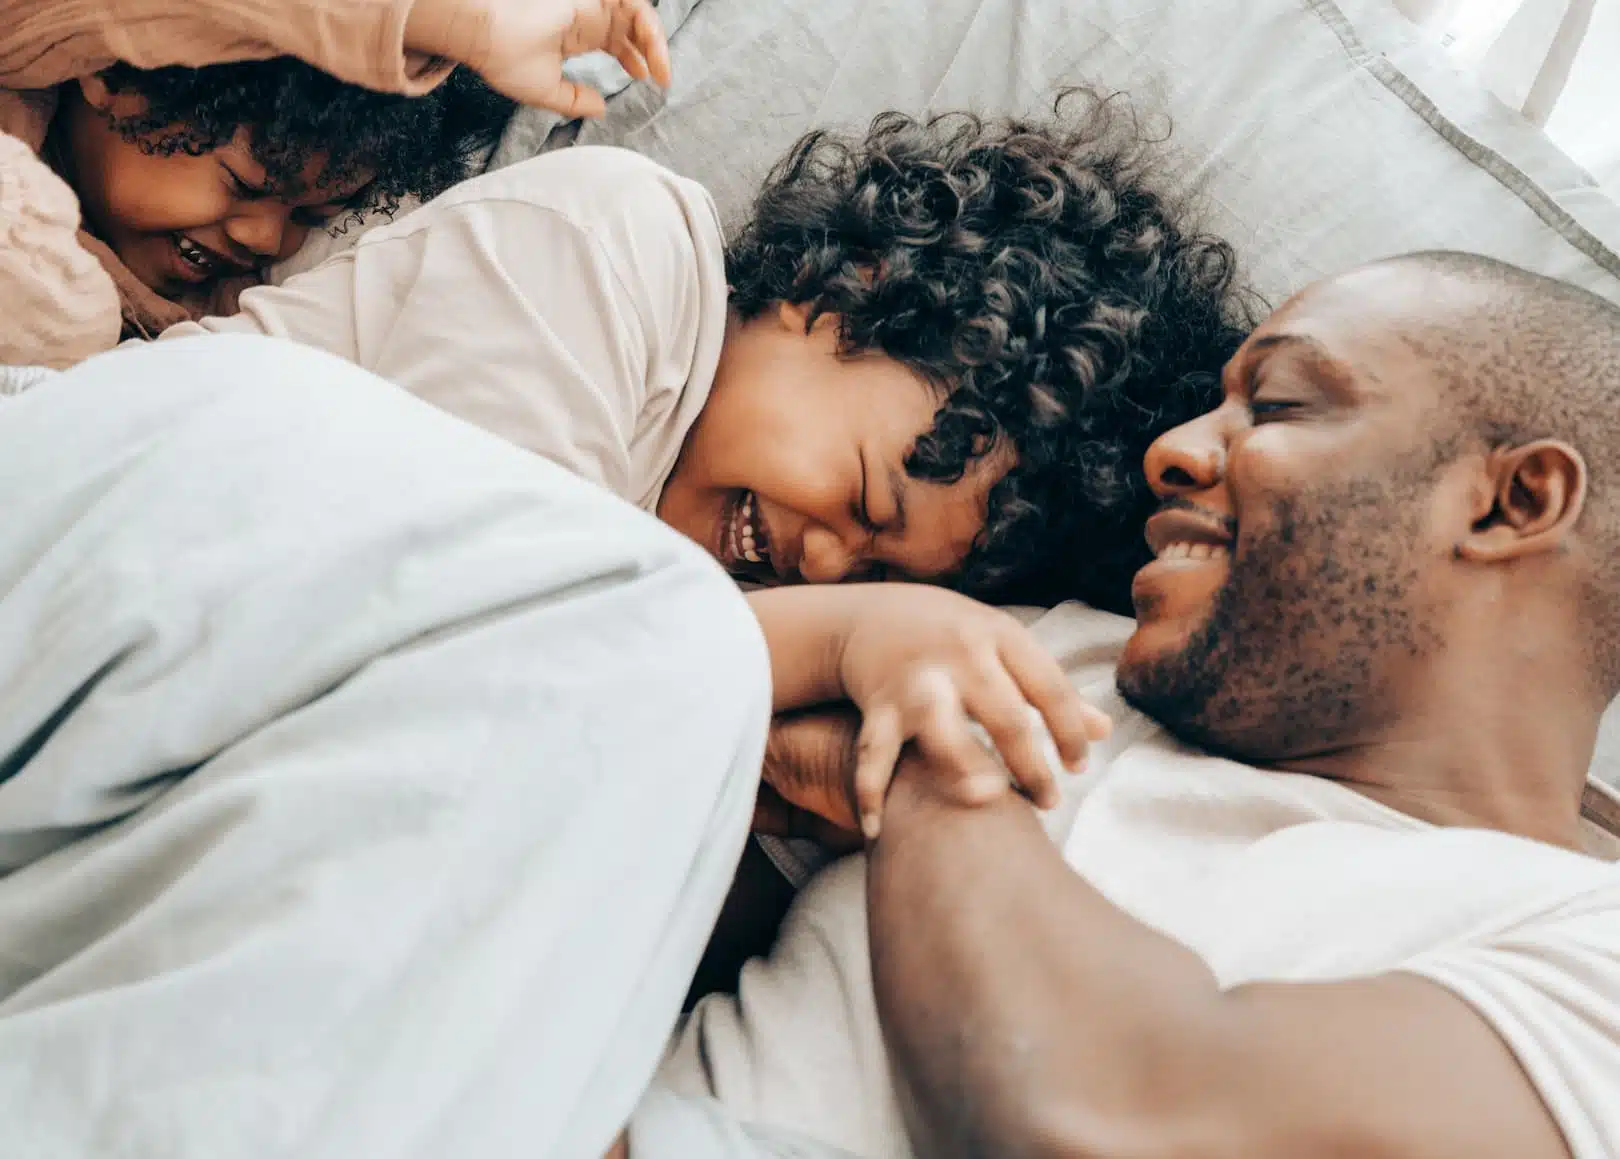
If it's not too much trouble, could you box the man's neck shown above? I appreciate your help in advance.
[1273,666,1599,850]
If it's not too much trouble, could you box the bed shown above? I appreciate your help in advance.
[278,0,1620,844]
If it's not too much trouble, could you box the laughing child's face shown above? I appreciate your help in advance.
[55,76,373,298]
[657,303,1012,588]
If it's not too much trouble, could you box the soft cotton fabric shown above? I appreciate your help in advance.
[165,147,728,515]
[629,1089,857,1158]
[0,334,769,1158]
[661,603,1620,1158]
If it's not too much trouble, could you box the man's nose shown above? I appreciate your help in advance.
[1143,410,1229,499]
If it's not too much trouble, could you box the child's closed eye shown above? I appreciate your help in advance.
[222,164,272,200]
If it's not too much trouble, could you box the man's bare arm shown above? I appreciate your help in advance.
[867,759,1571,1159]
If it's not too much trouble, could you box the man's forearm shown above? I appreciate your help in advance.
[868,760,1575,1159]
[867,761,1231,1159]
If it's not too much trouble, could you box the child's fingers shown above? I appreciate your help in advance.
[999,631,1110,768]
[627,0,673,87]
[562,2,612,57]
[912,722,1006,807]
[612,41,651,81]
[907,670,1007,805]
[602,2,650,81]
[586,0,667,88]
[543,75,609,119]
[853,702,904,840]
[968,667,1059,810]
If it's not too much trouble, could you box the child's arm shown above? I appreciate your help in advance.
[0,0,450,95]
[747,587,858,715]
[1,0,669,113]
[746,584,1111,837]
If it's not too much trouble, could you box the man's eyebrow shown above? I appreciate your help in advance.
[1250,333,1328,357]
[1245,332,1360,395]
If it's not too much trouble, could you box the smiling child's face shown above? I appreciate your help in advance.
[656,303,1012,587]
[56,76,372,298]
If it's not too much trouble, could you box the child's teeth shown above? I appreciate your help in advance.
[733,491,765,567]
[177,237,210,269]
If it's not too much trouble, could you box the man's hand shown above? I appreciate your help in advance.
[753,708,864,851]
[759,707,862,833]
[752,783,864,852]
[406,0,672,117]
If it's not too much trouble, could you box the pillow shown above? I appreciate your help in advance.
[553,0,1620,306]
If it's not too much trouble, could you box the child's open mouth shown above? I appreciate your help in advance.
[724,489,775,577]
[169,233,245,284]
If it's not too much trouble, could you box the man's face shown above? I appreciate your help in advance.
[1117,267,1473,761]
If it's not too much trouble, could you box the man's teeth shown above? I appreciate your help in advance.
[736,491,769,565]
[1159,541,1229,561]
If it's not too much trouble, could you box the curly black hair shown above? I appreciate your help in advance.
[727,89,1258,613]
[100,58,516,215]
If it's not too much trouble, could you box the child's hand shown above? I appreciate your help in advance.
[833,586,1111,838]
[408,0,672,118]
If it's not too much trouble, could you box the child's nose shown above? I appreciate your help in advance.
[224,205,290,260]
[797,524,862,584]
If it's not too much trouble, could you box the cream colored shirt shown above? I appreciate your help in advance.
[166,147,729,513]
[663,603,1620,1159]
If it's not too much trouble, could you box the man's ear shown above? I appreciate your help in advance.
[76,74,146,118]
[1456,440,1586,562]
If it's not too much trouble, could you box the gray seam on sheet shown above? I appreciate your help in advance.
[1303,0,1620,282]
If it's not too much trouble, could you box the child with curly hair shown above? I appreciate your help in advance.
[175,90,1255,619]
[0,0,669,367]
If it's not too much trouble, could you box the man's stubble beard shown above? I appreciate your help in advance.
[1117,475,1438,764]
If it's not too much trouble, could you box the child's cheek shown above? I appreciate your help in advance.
[102,141,233,235]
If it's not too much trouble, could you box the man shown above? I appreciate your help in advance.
[655,252,1620,1158]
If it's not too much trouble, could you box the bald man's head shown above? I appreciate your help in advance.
[1119,250,1620,766]
[1387,252,1620,686]
[1390,252,1620,462]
